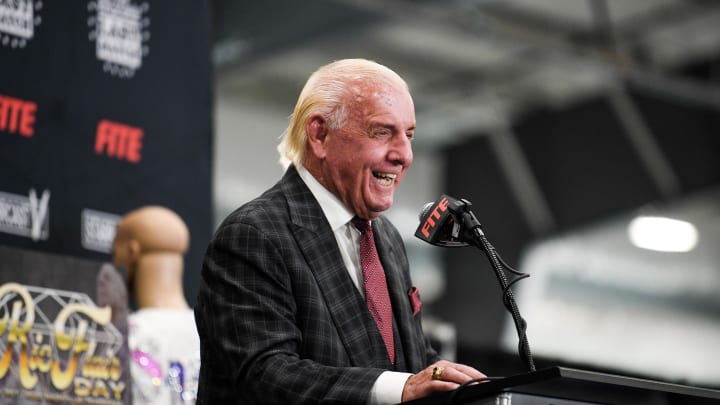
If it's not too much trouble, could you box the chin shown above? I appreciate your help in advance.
[370,201,393,215]
[363,189,395,214]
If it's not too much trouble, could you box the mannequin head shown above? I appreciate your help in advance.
[113,205,190,309]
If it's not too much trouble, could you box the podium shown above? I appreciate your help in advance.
[405,367,720,405]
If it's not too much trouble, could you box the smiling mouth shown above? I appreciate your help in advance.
[373,171,397,186]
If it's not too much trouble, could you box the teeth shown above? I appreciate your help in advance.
[373,172,397,186]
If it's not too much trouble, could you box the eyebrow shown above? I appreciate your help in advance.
[370,121,416,133]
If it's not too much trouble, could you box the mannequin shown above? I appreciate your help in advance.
[113,206,199,405]
[113,205,190,310]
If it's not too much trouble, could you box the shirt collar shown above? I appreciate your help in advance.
[297,165,354,231]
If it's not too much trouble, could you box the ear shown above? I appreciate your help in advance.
[306,114,329,159]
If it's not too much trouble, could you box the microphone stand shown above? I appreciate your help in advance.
[455,200,536,372]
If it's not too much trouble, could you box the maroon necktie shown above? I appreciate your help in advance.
[352,217,395,364]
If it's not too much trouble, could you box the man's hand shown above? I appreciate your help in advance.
[401,360,486,402]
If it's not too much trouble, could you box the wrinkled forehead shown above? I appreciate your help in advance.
[345,77,412,109]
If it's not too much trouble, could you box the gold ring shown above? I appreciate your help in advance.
[431,366,444,380]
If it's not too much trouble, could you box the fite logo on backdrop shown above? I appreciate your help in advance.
[0,94,37,137]
[95,119,144,163]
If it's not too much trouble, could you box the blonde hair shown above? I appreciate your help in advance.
[277,58,409,167]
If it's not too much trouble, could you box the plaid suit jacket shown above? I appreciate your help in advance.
[195,166,439,404]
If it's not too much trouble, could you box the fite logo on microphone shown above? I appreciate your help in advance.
[420,197,449,238]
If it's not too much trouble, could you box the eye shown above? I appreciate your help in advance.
[406,131,414,141]
[372,127,391,138]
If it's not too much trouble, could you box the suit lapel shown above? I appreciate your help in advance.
[280,167,382,368]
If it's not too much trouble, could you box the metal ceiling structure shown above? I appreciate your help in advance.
[213,0,720,146]
[211,0,720,231]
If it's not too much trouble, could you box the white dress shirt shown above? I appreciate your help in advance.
[297,165,412,405]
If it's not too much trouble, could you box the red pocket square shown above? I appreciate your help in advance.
[408,287,422,316]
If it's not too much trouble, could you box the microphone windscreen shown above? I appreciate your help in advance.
[419,202,435,222]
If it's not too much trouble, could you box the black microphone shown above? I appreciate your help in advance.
[419,202,434,220]
[415,194,479,247]
[415,193,536,372]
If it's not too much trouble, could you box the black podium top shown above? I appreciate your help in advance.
[405,367,720,405]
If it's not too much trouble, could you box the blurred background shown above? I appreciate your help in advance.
[213,0,720,388]
[2,0,719,394]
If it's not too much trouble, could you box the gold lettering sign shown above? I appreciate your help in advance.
[0,283,126,402]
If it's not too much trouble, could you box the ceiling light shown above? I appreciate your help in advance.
[627,216,698,252]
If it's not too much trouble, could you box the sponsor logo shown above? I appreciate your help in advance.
[81,209,121,253]
[0,283,126,402]
[0,188,50,241]
[87,0,150,78]
[0,0,43,49]
[0,94,37,137]
[94,119,144,163]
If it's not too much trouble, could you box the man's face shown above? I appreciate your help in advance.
[320,81,415,220]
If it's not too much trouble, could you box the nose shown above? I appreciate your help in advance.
[388,133,413,168]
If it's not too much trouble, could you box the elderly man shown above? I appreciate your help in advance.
[195,58,484,404]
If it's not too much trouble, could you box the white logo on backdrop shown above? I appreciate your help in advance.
[81,208,121,253]
[0,0,43,49]
[87,0,150,78]
[0,188,50,241]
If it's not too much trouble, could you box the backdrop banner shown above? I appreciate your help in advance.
[0,0,213,304]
